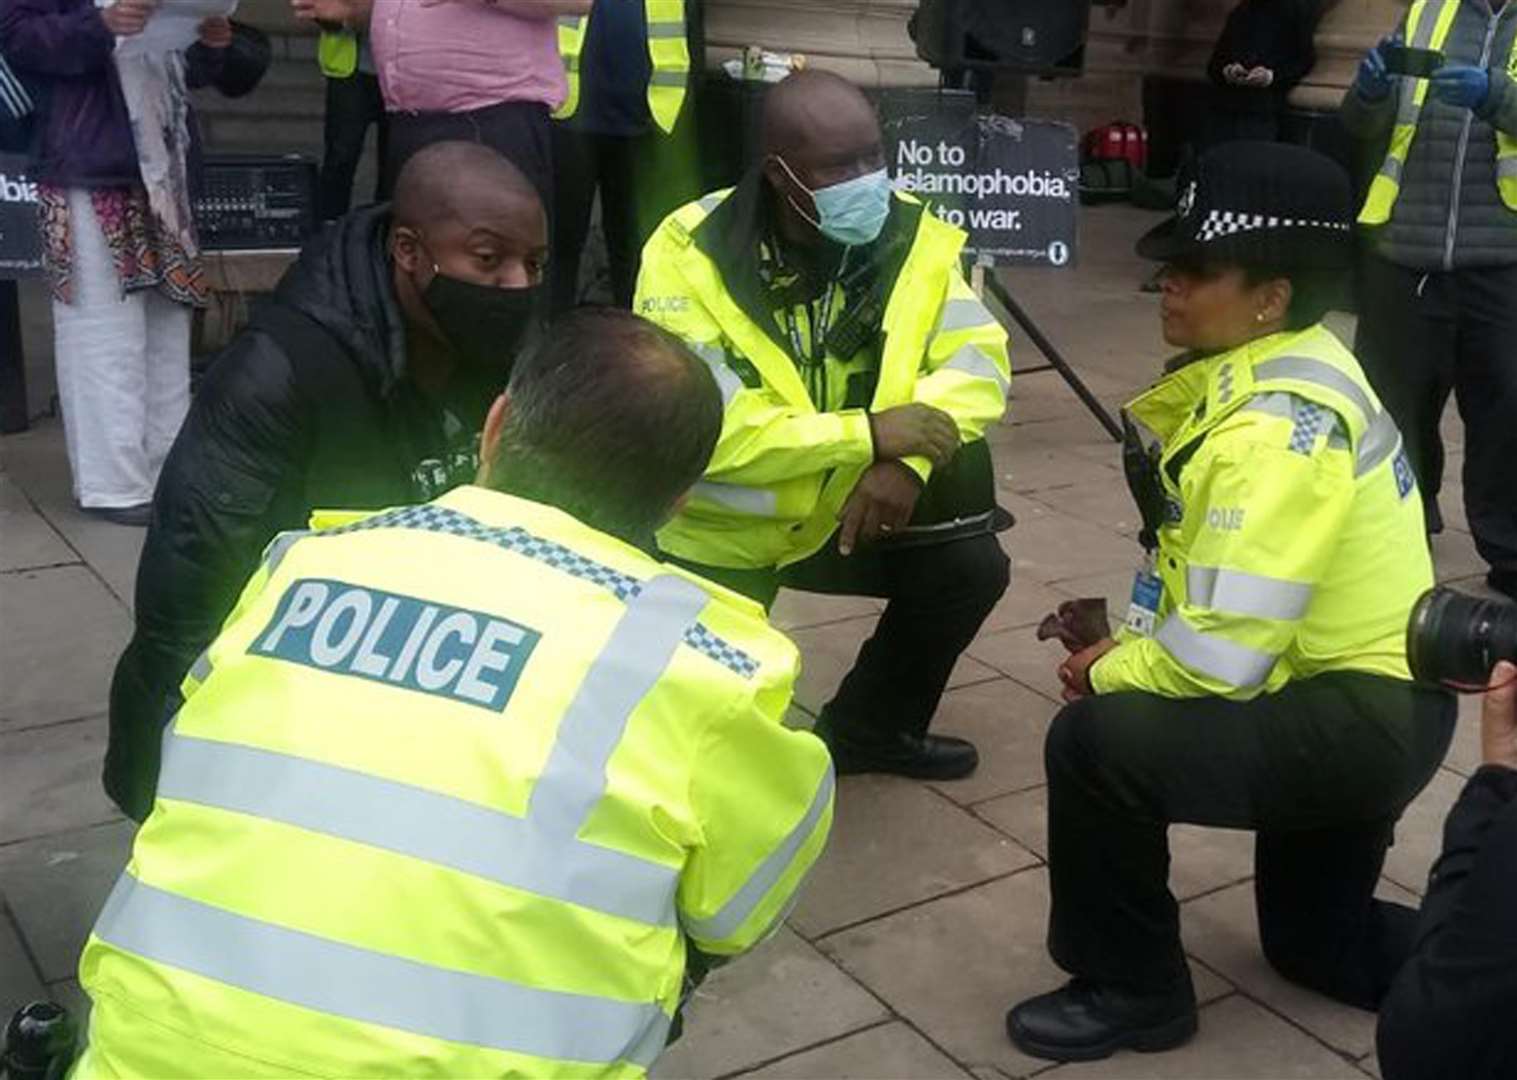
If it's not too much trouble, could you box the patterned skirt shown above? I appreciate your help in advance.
[38,184,207,308]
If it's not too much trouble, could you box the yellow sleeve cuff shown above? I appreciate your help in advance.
[900,455,933,484]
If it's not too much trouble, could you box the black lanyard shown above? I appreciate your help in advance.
[777,247,848,408]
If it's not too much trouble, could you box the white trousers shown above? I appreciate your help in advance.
[51,187,191,509]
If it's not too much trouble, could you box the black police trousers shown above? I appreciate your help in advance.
[1045,672,1454,1007]
[1355,255,1517,575]
[672,533,1009,741]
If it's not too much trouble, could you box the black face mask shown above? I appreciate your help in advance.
[423,269,540,382]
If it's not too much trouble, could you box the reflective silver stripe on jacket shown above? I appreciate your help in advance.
[1252,357,1375,425]
[1185,566,1313,622]
[681,765,835,944]
[691,481,778,516]
[557,14,582,30]
[943,344,1009,393]
[1498,157,1517,182]
[92,875,672,1068]
[937,297,996,334]
[650,71,688,87]
[187,650,214,685]
[262,530,310,575]
[1355,409,1403,477]
[1154,614,1277,689]
[693,342,742,407]
[646,20,686,37]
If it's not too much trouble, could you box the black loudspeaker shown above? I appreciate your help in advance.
[914,0,1093,77]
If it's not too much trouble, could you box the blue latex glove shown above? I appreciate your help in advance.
[1432,65,1491,109]
[1356,40,1394,101]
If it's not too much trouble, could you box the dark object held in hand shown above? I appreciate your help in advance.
[1407,586,1517,687]
[1037,598,1111,652]
[1382,45,1444,79]
[1,1002,77,1080]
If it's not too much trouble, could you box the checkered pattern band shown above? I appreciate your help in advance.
[327,505,759,679]
[1194,210,1353,243]
[1288,402,1327,455]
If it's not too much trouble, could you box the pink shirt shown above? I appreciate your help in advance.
[370,0,567,115]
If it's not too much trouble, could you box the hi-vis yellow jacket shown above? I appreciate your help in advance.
[635,188,1010,570]
[1359,0,1517,224]
[1091,325,1432,700]
[72,487,834,1079]
[318,29,357,79]
[554,0,690,134]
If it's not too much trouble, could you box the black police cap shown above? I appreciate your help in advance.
[1137,141,1354,270]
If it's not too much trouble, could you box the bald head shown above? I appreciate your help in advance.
[392,140,542,234]
[388,140,549,319]
[759,71,887,244]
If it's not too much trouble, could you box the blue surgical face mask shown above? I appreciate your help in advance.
[778,158,893,248]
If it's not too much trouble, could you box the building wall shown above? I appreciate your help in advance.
[217,0,1411,151]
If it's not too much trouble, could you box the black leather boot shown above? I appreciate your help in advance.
[812,714,979,780]
[1005,973,1198,1063]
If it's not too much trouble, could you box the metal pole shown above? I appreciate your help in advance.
[984,273,1123,442]
[0,280,27,435]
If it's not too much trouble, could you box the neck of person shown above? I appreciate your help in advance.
[770,193,846,286]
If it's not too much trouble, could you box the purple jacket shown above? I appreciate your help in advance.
[0,0,138,187]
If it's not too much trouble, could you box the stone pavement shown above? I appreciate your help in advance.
[0,205,1495,1078]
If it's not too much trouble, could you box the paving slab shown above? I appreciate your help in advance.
[791,776,1036,940]
[0,821,135,982]
[1429,528,1487,585]
[1182,881,1380,1059]
[973,787,1256,902]
[769,589,882,632]
[965,627,1066,704]
[1381,767,1465,896]
[0,423,144,609]
[1000,445,1126,498]
[1359,1052,1382,1078]
[785,616,1001,716]
[1039,994,1366,1079]
[0,475,74,573]
[1024,485,1143,541]
[820,869,1071,1078]
[921,681,1057,806]
[0,716,121,845]
[0,566,132,732]
[0,904,46,1021]
[738,1021,970,1080]
[980,573,1069,635]
[652,927,888,1080]
[989,508,1136,587]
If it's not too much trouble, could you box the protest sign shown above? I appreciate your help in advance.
[0,156,41,278]
[883,103,1080,268]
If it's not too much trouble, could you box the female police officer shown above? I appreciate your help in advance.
[1005,142,1456,1063]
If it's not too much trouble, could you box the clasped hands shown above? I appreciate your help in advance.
[836,404,958,557]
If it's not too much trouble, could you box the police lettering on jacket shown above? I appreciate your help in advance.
[251,578,540,710]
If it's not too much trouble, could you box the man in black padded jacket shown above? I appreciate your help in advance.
[106,140,547,821]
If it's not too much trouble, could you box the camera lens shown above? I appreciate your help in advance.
[1406,586,1517,686]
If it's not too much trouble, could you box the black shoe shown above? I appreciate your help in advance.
[813,717,979,780]
[1006,975,1198,1063]
[86,503,152,528]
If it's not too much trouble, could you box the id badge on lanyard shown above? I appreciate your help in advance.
[1125,549,1164,637]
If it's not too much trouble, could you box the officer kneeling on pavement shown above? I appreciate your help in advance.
[1005,143,1456,1063]
[636,69,1012,782]
[65,309,836,1078]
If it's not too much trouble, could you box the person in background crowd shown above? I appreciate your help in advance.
[0,0,228,527]
[292,0,590,218]
[636,71,1011,782]
[1377,660,1517,1080]
[107,141,547,823]
[1343,0,1517,598]
[1006,143,1453,1063]
[69,308,835,1079]
[1205,0,1323,145]
[550,0,702,312]
[315,23,387,220]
